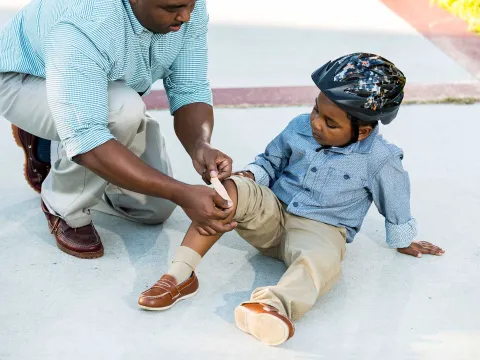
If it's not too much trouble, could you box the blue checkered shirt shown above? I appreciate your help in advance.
[0,0,212,158]
[245,114,417,248]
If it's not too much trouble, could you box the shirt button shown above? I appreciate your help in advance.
[293,202,299,207]
[344,174,350,180]
[311,167,317,173]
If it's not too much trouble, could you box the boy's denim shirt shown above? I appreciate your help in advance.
[245,114,417,248]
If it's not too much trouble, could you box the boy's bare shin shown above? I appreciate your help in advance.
[181,179,239,257]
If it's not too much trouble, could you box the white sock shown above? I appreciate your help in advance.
[167,246,202,283]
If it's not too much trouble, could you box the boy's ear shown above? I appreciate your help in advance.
[357,126,373,142]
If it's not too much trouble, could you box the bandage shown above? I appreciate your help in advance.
[210,177,232,202]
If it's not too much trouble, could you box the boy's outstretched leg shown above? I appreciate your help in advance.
[234,215,346,346]
[138,180,238,311]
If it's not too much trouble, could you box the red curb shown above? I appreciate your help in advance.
[144,83,480,110]
[380,0,480,79]
[143,0,480,111]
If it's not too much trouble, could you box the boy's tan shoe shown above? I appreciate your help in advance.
[234,302,295,346]
[138,273,199,311]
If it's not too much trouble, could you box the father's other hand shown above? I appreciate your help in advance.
[192,141,233,184]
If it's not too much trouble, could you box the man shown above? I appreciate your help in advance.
[0,0,236,259]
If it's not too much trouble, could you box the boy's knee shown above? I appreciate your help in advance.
[222,178,240,220]
[223,179,238,199]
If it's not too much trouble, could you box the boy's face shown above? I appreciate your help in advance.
[310,92,372,147]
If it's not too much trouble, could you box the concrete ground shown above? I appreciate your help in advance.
[1,105,480,359]
[1,0,480,359]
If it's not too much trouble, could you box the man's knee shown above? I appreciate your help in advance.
[138,200,177,225]
[107,82,145,145]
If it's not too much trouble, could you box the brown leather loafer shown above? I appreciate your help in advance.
[41,201,104,259]
[12,125,51,193]
[234,303,295,346]
[138,273,199,311]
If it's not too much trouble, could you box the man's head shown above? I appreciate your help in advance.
[130,0,197,34]
[310,92,376,147]
[310,52,406,147]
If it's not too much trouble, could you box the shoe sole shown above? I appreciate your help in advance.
[56,240,104,259]
[138,288,199,311]
[234,305,290,346]
[11,124,41,194]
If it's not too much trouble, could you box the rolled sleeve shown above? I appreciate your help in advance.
[164,1,212,114]
[385,218,417,248]
[370,152,417,248]
[44,22,114,159]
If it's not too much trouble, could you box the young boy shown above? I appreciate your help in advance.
[138,53,445,346]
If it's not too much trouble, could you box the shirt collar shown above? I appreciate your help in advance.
[295,114,379,155]
[123,0,149,35]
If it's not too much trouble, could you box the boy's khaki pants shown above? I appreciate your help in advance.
[0,72,176,227]
[230,176,347,321]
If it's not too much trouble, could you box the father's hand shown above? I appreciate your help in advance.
[192,141,233,183]
[175,184,237,235]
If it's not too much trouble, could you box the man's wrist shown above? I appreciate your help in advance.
[165,181,190,206]
[191,139,211,157]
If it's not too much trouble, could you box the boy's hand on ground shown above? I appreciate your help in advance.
[233,171,255,181]
[397,241,445,258]
[177,184,237,236]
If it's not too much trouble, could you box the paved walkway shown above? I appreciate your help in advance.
[1,105,480,359]
[1,1,480,359]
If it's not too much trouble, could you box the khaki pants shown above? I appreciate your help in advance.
[231,176,347,321]
[0,72,176,227]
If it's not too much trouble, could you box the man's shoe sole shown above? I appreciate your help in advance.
[138,289,199,311]
[12,124,41,193]
[56,241,104,259]
[234,305,291,346]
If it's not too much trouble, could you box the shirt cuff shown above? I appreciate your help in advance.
[167,87,213,115]
[61,126,115,160]
[244,164,270,187]
[385,218,417,248]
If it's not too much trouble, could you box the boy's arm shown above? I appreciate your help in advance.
[370,153,444,257]
[242,128,292,187]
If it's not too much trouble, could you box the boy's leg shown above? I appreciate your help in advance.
[167,174,288,281]
[138,176,287,310]
[167,179,240,283]
[235,214,346,345]
[249,214,347,320]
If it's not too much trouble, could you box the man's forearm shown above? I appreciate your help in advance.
[74,139,186,204]
[174,102,214,157]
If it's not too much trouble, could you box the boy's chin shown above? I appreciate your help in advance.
[314,137,330,147]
